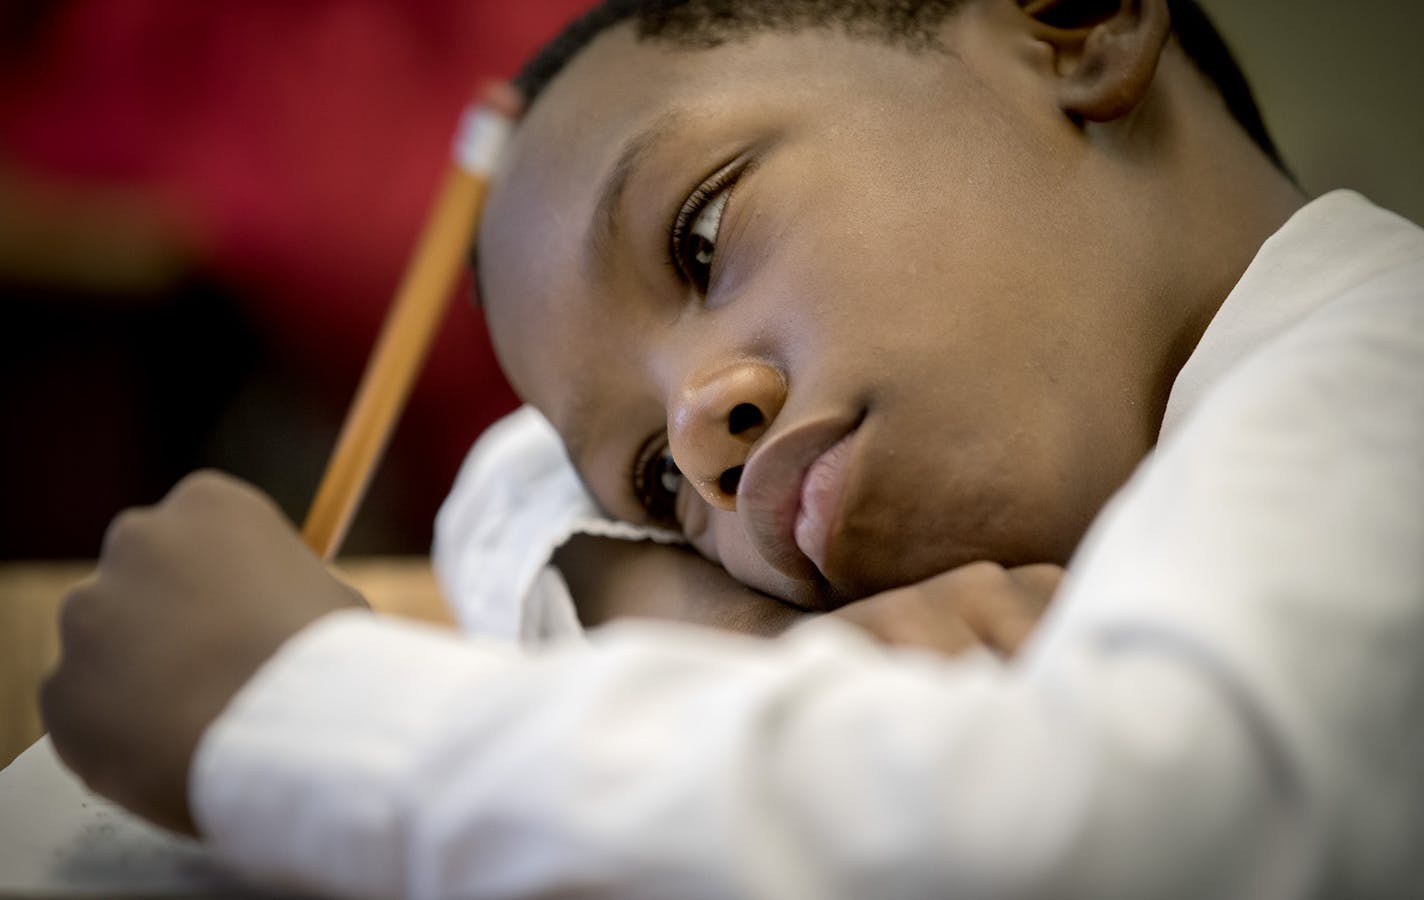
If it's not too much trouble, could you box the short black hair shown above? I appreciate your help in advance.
[512,0,1285,169]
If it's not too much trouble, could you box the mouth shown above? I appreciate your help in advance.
[739,413,863,585]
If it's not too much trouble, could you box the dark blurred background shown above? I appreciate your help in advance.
[1,1,1420,560]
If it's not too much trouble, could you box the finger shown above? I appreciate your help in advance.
[39,646,114,799]
[1007,564,1066,608]
[39,672,90,784]
[975,601,1042,656]
[99,505,158,565]
[166,469,287,523]
[55,574,98,633]
[832,591,983,655]
[952,569,1052,656]
[895,611,982,655]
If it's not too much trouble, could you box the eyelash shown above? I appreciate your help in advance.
[668,161,743,293]
[630,434,683,527]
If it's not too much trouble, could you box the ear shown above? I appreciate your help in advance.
[1019,0,1171,122]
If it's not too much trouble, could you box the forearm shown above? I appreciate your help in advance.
[193,611,1301,900]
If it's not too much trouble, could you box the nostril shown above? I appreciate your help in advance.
[728,403,763,436]
[719,465,744,496]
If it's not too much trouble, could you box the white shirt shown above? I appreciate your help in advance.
[191,191,1424,899]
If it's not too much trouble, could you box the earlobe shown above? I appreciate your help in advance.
[1019,0,1171,122]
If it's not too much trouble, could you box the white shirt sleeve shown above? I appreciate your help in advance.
[190,262,1424,899]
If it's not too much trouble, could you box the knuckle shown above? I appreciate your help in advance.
[1024,563,1067,586]
[170,469,234,506]
[170,469,281,520]
[56,583,99,647]
[961,559,1009,580]
[954,560,1012,591]
[100,507,152,559]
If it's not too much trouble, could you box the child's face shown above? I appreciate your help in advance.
[479,14,1174,609]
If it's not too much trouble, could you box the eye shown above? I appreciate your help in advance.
[631,438,684,526]
[669,165,739,293]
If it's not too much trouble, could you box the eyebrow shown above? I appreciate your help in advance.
[584,111,685,281]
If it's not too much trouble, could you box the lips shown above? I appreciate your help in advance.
[793,433,856,572]
[739,414,862,584]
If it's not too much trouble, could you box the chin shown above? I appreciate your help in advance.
[821,554,958,605]
[728,534,986,612]
[814,508,984,600]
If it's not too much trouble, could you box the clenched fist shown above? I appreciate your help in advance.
[41,471,368,835]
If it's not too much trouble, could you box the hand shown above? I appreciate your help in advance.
[829,562,1064,658]
[41,471,368,835]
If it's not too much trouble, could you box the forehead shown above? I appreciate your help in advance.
[478,22,958,401]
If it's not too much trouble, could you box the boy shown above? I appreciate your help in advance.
[42,1,1424,897]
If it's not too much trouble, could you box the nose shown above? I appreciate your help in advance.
[667,360,786,511]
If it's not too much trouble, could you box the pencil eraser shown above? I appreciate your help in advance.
[452,101,514,173]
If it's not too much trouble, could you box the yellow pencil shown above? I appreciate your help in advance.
[302,83,519,560]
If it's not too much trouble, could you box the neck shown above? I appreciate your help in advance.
[1142,97,1309,445]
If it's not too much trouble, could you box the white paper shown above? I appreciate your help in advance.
[0,737,261,896]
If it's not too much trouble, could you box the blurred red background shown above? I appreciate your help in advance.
[0,0,596,557]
